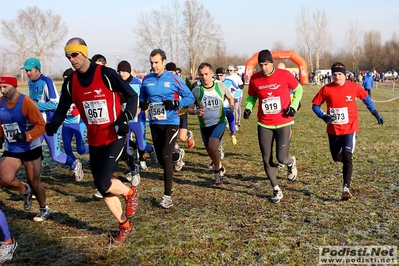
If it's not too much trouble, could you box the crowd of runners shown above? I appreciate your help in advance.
[0,38,385,262]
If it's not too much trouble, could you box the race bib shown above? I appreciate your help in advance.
[82,100,110,125]
[261,96,281,114]
[1,122,21,142]
[149,102,166,120]
[202,96,220,110]
[330,107,349,124]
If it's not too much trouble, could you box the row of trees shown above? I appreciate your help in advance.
[1,2,398,79]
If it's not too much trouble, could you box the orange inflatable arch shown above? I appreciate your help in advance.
[243,50,309,85]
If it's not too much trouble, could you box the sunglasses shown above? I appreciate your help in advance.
[65,52,80,59]
[228,69,234,72]
[216,74,224,77]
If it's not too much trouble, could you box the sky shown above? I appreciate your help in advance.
[1,0,399,75]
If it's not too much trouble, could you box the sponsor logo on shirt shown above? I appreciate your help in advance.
[147,83,155,86]
[259,84,280,90]
[164,82,171,88]
[346,95,352,101]
[94,88,105,98]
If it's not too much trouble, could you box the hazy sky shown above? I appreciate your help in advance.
[2,0,398,74]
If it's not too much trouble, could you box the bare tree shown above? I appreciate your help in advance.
[296,7,314,72]
[1,6,68,70]
[345,19,363,71]
[133,0,223,77]
[312,9,330,71]
[363,30,384,71]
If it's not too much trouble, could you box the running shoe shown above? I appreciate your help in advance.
[20,184,32,211]
[270,190,283,203]
[287,156,297,181]
[158,195,173,209]
[174,149,185,172]
[342,185,352,200]
[125,163,140,187]
[139,160,148,170]
[0,238,18,263]
[187,131,195,148]
[124,187,138,218]
[92,189,103,200]
[231,134,237,145]
[113,220,135,243]
[73,159,84,182]
[33,205,50,222]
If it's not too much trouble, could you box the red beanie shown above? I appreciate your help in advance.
[0,76,18,87]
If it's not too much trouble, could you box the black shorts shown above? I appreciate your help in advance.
[179,113,188,129]
[2,147,43,161]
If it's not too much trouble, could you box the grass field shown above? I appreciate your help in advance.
[2,83,399,265]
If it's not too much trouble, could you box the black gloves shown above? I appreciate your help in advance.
[322,114,335,124]
[139,101,149,111]
[45,122,58,136]
[284,107,296,117]
[0,137,4,149]
[13,133,26,142]
[114,112,130,136]
[372,110,384,125]
[243,109,251,119]
[162,100,179,110]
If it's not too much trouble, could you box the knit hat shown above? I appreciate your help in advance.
[63,68,74,78]
[117,60,131,73]
[257,50,273,63]
[0,76,18,88]
[215,67,225,74]
[165,62,177,72]
[21,58,41,72]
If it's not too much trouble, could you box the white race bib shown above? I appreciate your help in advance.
[202,96,221,110]
[82,100,110,125]
[330,107,349,124]
[1,122,21,142]
[261,96,282,114]
[149,102,166,120]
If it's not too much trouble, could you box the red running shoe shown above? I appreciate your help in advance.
[113,220,135,243]
[124,187,138,218]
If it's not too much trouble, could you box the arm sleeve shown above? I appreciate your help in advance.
[291,84,303,110]
[363,95,376,112]
[312,104,325,118]
[35,78,59,111]
[22,97,46,141]
[51,79,73,127]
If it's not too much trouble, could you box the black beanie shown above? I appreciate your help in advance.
[117,60,131,73]
[215,67,225,74]
[63,68,73,77]
[166,62,177,72]
[258,50,273,63]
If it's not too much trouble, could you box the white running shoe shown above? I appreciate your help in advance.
[139,161,148,170]
[33,205,50,222]
[93,189,103,200]
[73,159,84,182]
[159,195,173,209]
[287,156,297,181]
[342,185,352,200]
[125,164,140,187]
[270,190,283,203]
[0,238,18,263]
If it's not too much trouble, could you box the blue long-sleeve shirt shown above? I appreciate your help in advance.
[140,71,195,125]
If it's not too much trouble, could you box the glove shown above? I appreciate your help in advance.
[13,133,26,142]
[372,110,384,125]
[162,100,179,110]
[113,112,129,136]
[322,114,335,124]
[243,109,251,119]
[45,122,58,136]
[284,107,296,117]
[0,137,4,149]
[139,101,149,111]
